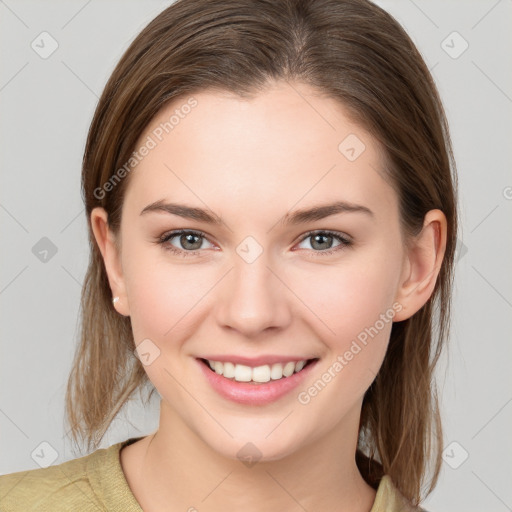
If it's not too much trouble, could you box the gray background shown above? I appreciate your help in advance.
[1,1,511,511]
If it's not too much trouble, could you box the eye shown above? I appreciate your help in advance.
[295,230,352,256]
[157,230,214,257]
[156,229,352,258]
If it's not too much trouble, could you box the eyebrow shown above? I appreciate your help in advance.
[140,199,374,226]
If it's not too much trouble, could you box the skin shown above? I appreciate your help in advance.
[91,80,447,512]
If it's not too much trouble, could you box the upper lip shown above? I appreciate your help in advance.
[198,355,317,367]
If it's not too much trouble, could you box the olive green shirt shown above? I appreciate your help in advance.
[0,437,423,511]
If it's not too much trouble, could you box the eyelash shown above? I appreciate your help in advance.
[156,229,352,258]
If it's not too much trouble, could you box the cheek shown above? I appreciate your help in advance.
[289,250,402,398]
[291,266,398,419]
[123,256,215,399]
[123,246,215,342]
[292,256,400,344]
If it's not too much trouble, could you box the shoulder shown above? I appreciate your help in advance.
[372,475,430,512]
[0,448,102,512]
[0,437,144,512]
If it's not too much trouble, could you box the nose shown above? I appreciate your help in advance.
[215,254,292,338]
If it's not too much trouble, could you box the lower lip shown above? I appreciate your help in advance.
[196,358,318,406]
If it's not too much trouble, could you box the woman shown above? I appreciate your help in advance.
[0,0,457,510]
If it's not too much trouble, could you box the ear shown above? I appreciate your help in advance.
[90,207,130,316]
[393,209,447,322]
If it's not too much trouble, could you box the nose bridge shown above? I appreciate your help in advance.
[216,241,291,336]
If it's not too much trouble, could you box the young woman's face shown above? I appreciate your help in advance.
[113,81,409,461]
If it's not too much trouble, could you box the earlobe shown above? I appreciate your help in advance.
[90,207,130,316]
[393,209,447,322]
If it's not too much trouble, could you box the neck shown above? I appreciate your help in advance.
[121,399,376,512]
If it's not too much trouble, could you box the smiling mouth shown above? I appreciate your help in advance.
[199,357,319,384]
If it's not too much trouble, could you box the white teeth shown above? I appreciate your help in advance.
[282,361,295,377]
[270,363,283,380]
[234,364,252,382]
[295,360,306,372]
[223,361,236,379]
[252,365,271,383]
[213,361,223,375]
[206,359,310,383]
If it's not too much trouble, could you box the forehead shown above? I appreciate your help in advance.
[123,82,397,225]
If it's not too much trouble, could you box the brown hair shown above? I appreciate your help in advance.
[65,0,458,505]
